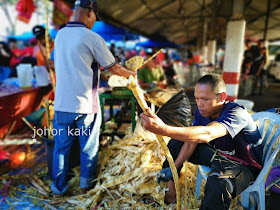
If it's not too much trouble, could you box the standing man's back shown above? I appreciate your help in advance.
[51,0,136,197]
[54,24,116,113]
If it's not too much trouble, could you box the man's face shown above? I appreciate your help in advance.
[37,35,46,46]
[194,83,223,118]
[245,41,251,49]
[258,41,264,49]
[9,42,17,49]
[89,9,97,28]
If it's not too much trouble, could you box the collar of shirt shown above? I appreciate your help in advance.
[66,22,87,28]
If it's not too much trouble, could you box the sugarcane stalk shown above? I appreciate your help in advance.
[28,178,48,195]
[42,202,58,210]
[184,162,188,210]
[33,174,51,193]
[127,76,148,112]
[127,75,181,210]
[44,99,53,140]
[140,48,163,68]
[22,117,42,138]
[45,0,56,92]
[2,120,16,141]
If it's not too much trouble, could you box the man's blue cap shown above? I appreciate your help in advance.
[75,0,101,21]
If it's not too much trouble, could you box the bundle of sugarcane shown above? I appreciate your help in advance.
[44,0,56,92]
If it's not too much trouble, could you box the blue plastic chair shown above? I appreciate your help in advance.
[194,111,280,209]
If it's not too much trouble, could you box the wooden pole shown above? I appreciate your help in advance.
[264,0,271,40]
[22,117,42,138]
[45,0,56,92]
[2,121,17,141]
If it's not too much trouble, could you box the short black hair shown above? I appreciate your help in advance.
[8,38,17,43]
[197,74,226,93]
[32,25,46,40]
[0,41,10,52]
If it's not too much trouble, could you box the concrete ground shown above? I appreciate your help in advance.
[241,82,280,112]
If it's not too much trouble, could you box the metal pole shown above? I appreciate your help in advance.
[264,0,272,40]
[210,0,217,40]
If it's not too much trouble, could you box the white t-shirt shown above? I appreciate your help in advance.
[54,22,116,114]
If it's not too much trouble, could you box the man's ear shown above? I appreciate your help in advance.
[87,9,92,18]
[220,92,227,102]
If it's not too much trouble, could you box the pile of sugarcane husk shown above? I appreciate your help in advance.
[0,124,240,209]
[75,121,197,209]
[74,120,241,209]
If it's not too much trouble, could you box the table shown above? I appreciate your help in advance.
[0,84,52,139]
[99,89,136,132]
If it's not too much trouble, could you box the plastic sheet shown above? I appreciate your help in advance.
[156,89,192,127]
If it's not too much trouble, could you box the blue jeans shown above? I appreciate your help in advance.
[51,111,101,195]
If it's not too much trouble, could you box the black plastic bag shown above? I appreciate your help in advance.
[156,89,192,127]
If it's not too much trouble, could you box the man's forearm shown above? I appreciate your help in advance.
[108,63,136,78]
[175,142,198,168]
[162,122,228,144]
[163,125,212,143]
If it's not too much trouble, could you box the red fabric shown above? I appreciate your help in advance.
[22,46,35,57]
[16,0,36,24]
[0,148,9,161]
[156,51,165,61]
[52,0,73,29]
[193,55,201,63]
[187,58,194,64]
[10,48,23,67]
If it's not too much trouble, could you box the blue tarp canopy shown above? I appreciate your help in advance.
[91,21,139,41]
[7,29,58,42]
[7,22,138,42]
[136,40,179,48]
[7,31,34,41]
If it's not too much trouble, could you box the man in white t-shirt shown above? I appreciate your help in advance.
[51,0,136,197]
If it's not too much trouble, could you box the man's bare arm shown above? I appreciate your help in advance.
[108,63,136,78]
[141,108,228,144]
[163,121,228,143]
[174,142,198,168]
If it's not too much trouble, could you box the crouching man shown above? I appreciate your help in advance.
[140,74,263,209]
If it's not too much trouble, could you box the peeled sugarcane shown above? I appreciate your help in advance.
[184,162,188,210]
[45,99,53,140]
[33,174,51,193]
[125,49,162,71]
[45,0,56,92]
[127,75,181,210]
